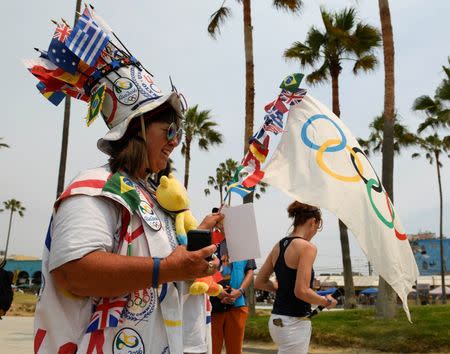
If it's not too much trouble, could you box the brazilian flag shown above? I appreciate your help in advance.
[103,172,140,212]
[279,73,304,93]
[86,83,106,126]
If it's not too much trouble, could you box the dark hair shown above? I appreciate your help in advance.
[108,103,179,178]
[212,207,219,213]
[287,201,322,229]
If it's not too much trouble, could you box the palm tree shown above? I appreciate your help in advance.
[56,0,82,198]
[284,7,381,309]
[376,0,398,319]
[358,115,416,156]
[411,134,450,304]
[413,73,450,304]
[204,159,238,204]
[207,0,303,156]
[181,105,223,189]
[0,138,9,149]
[1,200,26,266]
[204,158,268,205]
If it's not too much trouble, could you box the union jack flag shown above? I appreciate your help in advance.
[85,296,127,333]
[53,23,72,42]
[280,89,307,106]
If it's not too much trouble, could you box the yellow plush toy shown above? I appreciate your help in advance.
[156,173,197,245]
[155,173,223,296]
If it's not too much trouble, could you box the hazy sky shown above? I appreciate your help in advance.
[1,0,449,276]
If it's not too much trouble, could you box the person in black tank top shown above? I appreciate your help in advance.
[255,202,337,354]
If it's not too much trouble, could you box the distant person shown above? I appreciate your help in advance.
[210,207,257,354]
[0,269,13,318]
[255,201,336,354]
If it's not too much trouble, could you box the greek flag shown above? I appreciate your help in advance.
[66,8,109,67]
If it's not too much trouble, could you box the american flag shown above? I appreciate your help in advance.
[263,118,284,134]
[85,296,127,333]
[66,8,109,67]
[280,88,307,106]
[266,110,284,129]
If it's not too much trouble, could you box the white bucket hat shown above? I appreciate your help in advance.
[94,64,184,154]
[25,5,186,155]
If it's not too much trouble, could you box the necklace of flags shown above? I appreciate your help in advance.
[224,73,307,201]
[24,4,152,126]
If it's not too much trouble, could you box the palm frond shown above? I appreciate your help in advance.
[284,41,320,67]
[208,6,232,39]
[350,23,381,55]
[272,0,303,13]
[306,61,329,85]
[353,55,378,74]
[412,95,438,114]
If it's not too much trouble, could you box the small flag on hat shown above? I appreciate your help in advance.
[66,8,109,67]
[86,83,106,126]
[36,82,66,106]
[279,73,304,93]
[47,23,80,74]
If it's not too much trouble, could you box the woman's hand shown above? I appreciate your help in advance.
[198,212,224,230]
[324,295,338,309]
[159,244,218,283]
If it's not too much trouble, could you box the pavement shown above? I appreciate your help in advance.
[0,316,401,354]
[0,316,34,353]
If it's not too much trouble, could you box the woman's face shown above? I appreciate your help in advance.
[145,121,180,173]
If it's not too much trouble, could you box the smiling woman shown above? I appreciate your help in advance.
[28,6,224,354]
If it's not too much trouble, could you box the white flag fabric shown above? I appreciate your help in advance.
[262,94,419,320]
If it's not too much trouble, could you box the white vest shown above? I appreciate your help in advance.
[34,166,209,354]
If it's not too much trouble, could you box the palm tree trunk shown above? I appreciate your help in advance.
[242,1,256,315]
[376,0,397,319]
[435,152,446,303]
[56,0,82,198]
[184,140,191,189]
[4,210,14,260]
[242,0,254,155]
[331,70,356,309]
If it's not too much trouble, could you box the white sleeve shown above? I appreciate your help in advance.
[49,195,121,272]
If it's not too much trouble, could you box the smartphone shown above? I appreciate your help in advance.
[187,229,212,260]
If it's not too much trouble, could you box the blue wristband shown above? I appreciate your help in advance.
[152,257,161,288]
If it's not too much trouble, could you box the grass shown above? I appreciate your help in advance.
[246,305,450,353]
[7,291,38,316]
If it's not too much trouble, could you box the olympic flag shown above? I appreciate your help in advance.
[262,94,419,320]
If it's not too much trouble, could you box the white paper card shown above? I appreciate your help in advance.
[222,203,261,262]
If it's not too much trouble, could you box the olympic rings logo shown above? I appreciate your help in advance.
[127,293,151,308]
[300,114,406,241]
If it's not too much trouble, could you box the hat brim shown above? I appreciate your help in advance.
[97,92,183,155]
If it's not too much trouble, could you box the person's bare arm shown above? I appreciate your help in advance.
[255,247,278,293]
[294,242,335,307]
[52,212,223,298]
[52,244,216,298]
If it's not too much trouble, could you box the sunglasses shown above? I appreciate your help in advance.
[166,122,183,142]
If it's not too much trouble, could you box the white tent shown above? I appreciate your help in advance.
[429,286,450,295]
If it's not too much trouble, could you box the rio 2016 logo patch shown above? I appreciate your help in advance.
[122,288,156,323]
[112,327,144,354]
[113,77,139,105]
[138,200,162,231]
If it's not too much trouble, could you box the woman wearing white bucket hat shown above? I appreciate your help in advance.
[28,7,221,354]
